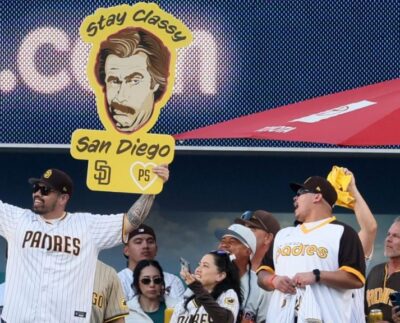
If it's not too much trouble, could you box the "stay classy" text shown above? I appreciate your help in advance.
[86,9,186,42]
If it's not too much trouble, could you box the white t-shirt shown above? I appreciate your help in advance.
[118,267,185,301]
[0,201,124,323]
[266,217,365,323]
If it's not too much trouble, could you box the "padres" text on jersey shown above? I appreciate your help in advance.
[366,287,396,307]
[277,243,328,258]
[22,230,81,255]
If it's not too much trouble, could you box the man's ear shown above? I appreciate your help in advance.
[264,233,273,247]
[246,248,252,258]
[151,83,160,92]
[313,193,324,204]
[59,194,70,207]
[123,244,129,257]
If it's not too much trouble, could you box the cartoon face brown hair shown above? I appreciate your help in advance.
[95,28,170,133]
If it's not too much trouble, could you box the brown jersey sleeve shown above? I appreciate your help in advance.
[103,264,129,322]
[335,220,366,284]
[189,281,235,323]
[91,261,128,323]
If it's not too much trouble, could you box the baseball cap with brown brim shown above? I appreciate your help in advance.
[28,168,73,196]
[290,176,337,208]
[235,210,281,236]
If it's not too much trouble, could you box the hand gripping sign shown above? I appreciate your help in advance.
[70,3,192,194]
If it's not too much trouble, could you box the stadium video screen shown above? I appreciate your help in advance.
[1,1,398,149]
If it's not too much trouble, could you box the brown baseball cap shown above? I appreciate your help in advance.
[290,176,337,207]
[235,210,281,236]
[28,168,73,196]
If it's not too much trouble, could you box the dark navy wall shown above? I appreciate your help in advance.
[0,149,399,213]
[0,149,399,278]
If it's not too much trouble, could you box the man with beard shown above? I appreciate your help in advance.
[0,166,169,322]
[365,216,400,321]
[95,28,170,133]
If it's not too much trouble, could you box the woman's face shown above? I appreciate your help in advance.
[138,265,163,300]
[194,254,225,291]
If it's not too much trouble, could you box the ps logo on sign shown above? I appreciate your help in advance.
[130,162,158,191]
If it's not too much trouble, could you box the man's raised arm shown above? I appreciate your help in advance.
[123,165,169,235]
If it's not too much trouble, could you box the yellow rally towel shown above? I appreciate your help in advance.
[327,166,355,210]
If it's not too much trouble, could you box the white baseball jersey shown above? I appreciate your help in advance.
[170,288,239,323]
[265,217,365,323]
[0,200,124,323]
[118,267,185,301]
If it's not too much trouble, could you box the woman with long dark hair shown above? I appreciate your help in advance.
[170,250,242,323]
[126,259,178,323]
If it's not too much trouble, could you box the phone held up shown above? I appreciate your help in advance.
[180,257,191,273]
[390,291,400,312]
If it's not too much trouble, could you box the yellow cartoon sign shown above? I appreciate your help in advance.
[71,3,192,194]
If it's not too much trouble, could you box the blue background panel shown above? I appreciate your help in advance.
[1,1,399,148]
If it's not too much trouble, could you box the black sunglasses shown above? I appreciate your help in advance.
[140,277,162,285]
[296,188,316,196]
[32,184,55,196]
[241,210,269,232]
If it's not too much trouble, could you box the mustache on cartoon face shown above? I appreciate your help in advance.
[110,102,137,115]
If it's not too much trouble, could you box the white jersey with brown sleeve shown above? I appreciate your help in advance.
[170,286,240,323]
[265,217,366,323]
[0,200,125,323]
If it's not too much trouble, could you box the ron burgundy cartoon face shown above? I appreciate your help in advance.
[96,28,170,133]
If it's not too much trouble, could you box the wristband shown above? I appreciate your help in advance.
[268,274,277,288]
[313,269,321,283]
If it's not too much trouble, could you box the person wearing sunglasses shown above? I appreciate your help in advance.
[170,250,242,323]
[235,210,280,271]
[260,175,365,323]
[126,259,178,323]
[118,224,185,302]
[0,166,169,323]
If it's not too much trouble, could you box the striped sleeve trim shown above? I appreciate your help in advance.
[256,265,274,275]
[339,265,366,284]
[104,313,129,322]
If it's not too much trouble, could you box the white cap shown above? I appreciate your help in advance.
[215,224,257,259]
